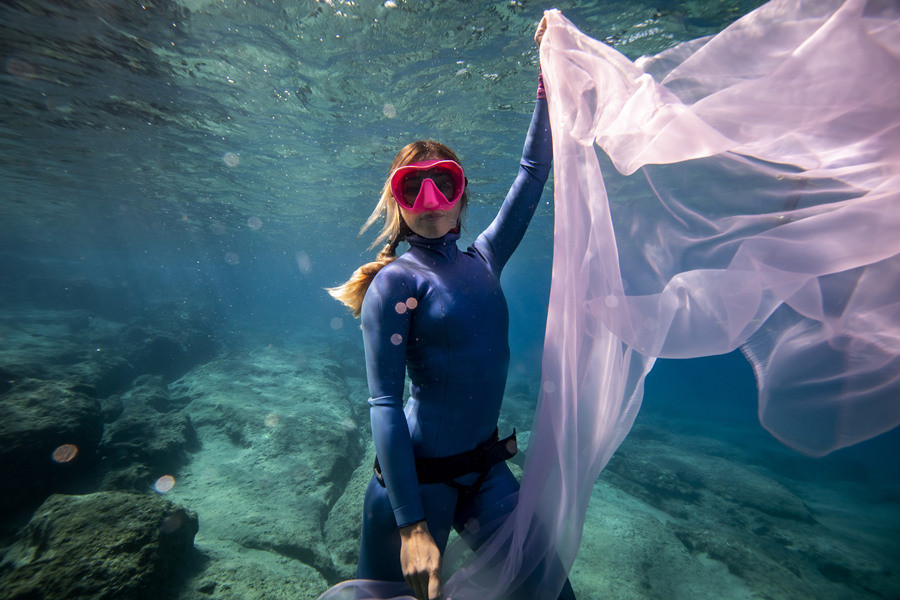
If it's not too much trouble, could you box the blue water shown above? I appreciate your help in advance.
[2,1,897,599]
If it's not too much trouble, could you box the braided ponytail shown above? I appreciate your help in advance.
[327,238,402,318]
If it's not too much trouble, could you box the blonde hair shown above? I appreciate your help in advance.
[327,141,468,317]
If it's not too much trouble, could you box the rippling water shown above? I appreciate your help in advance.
[2,0,769,340]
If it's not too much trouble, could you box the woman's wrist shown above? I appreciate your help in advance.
[399,519,429,538]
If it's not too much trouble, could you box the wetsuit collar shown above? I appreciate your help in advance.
[405,230,460,261]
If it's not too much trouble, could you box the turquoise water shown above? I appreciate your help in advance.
[1,1,897,599]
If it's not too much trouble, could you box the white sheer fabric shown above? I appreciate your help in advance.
[319,1,899,598]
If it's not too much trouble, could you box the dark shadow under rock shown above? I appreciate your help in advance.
[0,378,102,514]
[0,491,198,600]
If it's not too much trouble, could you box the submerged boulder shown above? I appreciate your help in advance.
[100,375,199,492]
[0,491,198,600]
[0,377,102,513]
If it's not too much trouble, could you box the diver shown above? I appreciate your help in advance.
[328,16,574,600]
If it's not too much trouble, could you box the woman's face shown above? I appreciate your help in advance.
[398,200,462,239]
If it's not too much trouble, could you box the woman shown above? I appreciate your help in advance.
[329,18,573,600]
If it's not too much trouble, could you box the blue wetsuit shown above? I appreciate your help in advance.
[357,96,573,599]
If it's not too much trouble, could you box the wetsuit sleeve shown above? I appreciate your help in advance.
[360,267,425,528]
[474,95,552,272]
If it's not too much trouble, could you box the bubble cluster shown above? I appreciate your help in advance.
[223,152,240,167]
[51,444,78,463]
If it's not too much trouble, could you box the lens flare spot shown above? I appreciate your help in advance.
[247,216,263,230]
[394,302,407,314]
[340,417,357,431]
[160,511,186,533]
[383,103,397,118]
[223,152,240,167]
[405,297,418,310]
[210,221,227,236]
[6,57,37,81]
[390,333,402,345]
[154,475,176,494]
[292,464,310,481]
[51,444,78,463]
[330,317,344,330]
[605,295,619,308]
[264,413,280,427]
[542,380,557,394]
[295,251,312,274]
[224,252,239,265]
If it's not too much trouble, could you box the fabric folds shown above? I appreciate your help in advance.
[319,1,899,597]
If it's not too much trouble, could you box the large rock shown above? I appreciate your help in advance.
[100,375,199,492]
[166,344,368,585]
[0,491,198,600]
[0,378,102,513]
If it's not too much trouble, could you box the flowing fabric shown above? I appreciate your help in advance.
[319,1,899,598]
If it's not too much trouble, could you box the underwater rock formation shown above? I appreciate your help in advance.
[0,377,102,514]
[165,344,369,587]
[0,491,198,600]
[100,374,199,492]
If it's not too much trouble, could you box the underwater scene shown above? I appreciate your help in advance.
[1,0,898,599]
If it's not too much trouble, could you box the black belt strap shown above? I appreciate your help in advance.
[374,428,517,487]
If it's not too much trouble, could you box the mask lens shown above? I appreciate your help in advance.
[400,171,456,206]
[391,160,465,209]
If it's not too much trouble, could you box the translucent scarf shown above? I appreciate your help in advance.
[320,1,899,597]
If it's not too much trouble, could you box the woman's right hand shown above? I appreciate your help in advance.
[399,521,443,600]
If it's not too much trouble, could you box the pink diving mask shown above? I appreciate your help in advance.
[389,159,466,214]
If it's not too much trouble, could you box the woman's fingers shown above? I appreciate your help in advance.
[399,522,443,600]
[535,14,549,48]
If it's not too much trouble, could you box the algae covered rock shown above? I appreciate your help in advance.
[0,377,102,513]
[0,491,198,600]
